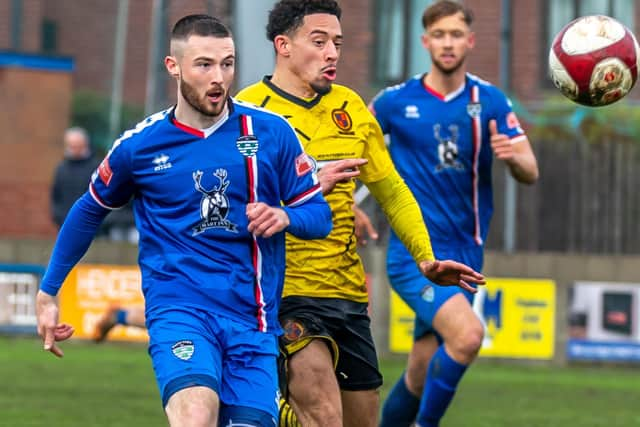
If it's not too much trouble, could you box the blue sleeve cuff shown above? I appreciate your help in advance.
[283,193,332,239]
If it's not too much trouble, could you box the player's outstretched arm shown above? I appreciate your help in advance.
[418,260,485,294]
[38,192,111,357]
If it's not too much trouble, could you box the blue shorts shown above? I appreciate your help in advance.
[147,306,279,419]
[387,245,483,341]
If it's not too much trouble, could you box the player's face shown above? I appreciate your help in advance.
[287,13,342,95]
[173,35,235,117]
[422,12,475,75]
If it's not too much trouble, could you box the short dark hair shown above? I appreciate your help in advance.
[171,14,231,40]
[266,0,341,41]
[422,0,473,30]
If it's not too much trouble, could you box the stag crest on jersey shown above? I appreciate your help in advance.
[192,169,238,235]
[434,123,464,172]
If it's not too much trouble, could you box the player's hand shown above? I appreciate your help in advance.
[489,120,515,162]
[246,202,290,238]
[353,204,378,246]
[418,260,485,293]
[318,158,368,195]
[36,290,75,358]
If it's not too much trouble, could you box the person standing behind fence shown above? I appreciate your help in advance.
[370,2,539,426]
[35,14,332,427]
[50,127,100,228]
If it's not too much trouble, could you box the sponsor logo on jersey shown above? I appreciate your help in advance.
[434,124,464,172]
[466,102,482,118]
[192,169,238,235]
[404,105,420,119]
[152,153,172,171]
[98,157,113,186]
[506,112,522,130]
[171,340,195,360]
[331,108,353,131]
[295,153,315,177]
[236,135,259,157]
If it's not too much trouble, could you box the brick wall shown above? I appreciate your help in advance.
[0,66,73,237]
[338,0,374,98]
[0,0,43,51]
[21,0,43,51]
[0,1,8,47]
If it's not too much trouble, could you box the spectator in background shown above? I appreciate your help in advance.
[50,127,100,228]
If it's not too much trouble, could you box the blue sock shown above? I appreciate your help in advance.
[115,309,128,325]
[379,372,420,427]
[416,346,468,427]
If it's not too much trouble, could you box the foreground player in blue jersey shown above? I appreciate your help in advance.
[370,2,539,426]
[35,15,332,427]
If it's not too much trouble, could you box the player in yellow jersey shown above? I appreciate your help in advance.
[236,1,485,426]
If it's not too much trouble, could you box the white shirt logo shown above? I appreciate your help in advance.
[405,105,420,119]
[153,154,172,171]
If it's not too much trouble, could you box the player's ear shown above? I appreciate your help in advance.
[468,31,476,49]
[421,33,430,50]
[274,35,290,57]
[164,55,180,79]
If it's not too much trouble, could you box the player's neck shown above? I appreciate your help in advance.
[174,99,228,130]
[423,69,466,96]
[270,66,318,100]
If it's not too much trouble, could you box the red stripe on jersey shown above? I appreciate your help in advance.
[171,118,205,138]
[422,81,446,100]
[243,125,267,331]
[470,86,483,245]
[284,183,321,206]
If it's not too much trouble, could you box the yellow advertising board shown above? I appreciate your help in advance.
[390,277,556,359]
[58,264,147,342]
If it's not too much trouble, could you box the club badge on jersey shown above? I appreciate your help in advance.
[192,169,238,235]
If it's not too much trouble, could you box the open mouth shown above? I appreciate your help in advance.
[322,67,337,81]
[207,89,224,103]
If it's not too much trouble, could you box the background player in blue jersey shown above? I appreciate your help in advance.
[35,14,332,427]
[370,2,539,426]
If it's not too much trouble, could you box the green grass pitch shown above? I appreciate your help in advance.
[2,336,639,426]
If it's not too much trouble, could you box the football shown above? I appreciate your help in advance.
[548,15,640,106]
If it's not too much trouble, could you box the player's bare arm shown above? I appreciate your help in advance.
[36,290,74,358]
[489,119,538,184]
[317,158,367,195]
[418,260,485,294]
[246,202,290,238]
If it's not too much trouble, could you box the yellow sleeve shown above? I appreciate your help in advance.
[357,101,394,184]
[366,170,435,263]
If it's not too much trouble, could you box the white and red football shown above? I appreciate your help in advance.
[548,15,640,106]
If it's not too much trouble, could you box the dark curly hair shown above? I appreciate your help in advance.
[266,0,341,41]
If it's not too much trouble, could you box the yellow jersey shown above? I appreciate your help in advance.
[236,77,395,302]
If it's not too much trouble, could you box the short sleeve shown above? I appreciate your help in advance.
[490,88,527,143]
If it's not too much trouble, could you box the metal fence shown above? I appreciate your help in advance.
[0,264,44,335]
[489,138,640,254]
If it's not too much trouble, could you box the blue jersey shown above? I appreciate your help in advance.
[371,73,526,252]
[44,99,330,334]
